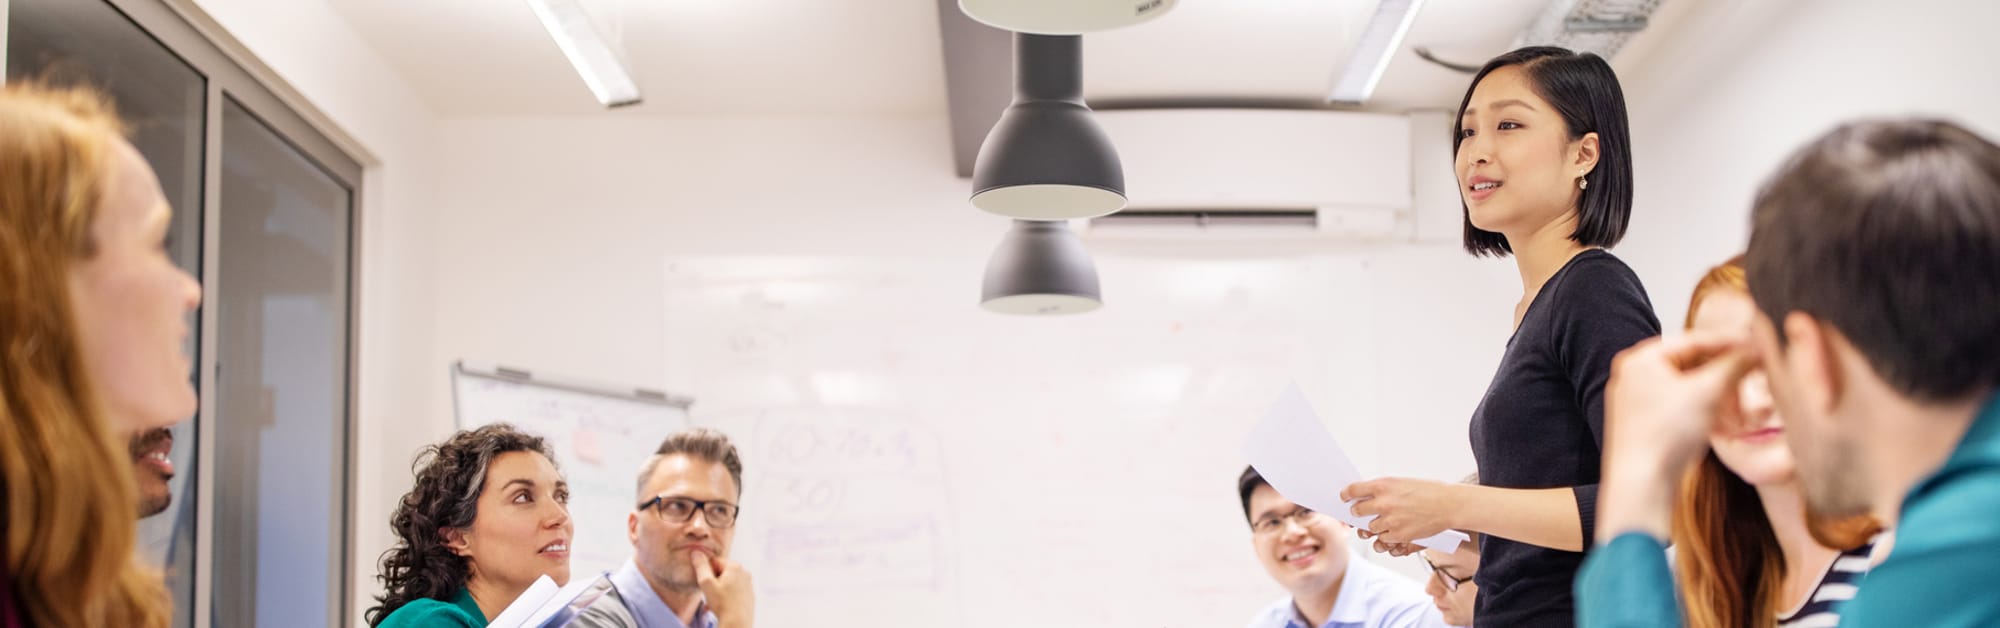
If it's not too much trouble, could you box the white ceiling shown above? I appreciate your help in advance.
[329,0,1589,117]
[328,0,948,116]
[1082,0,1550,111]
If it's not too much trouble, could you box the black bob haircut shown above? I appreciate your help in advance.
[1237,465,1268,525]
[1452,46,1634,257]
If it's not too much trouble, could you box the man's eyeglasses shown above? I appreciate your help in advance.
[638,496,740,529]
[1420,553,1472,592]
[1250,506,1317,535]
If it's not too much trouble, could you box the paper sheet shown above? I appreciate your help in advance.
[524,572,615,627]
[1243,383,1471,554]
[488,575,559,628]
[488,572,615,628]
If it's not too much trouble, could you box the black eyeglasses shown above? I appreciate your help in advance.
[1250,506,1318,535]
[638,496,740,529]
[1420,553,1472,592]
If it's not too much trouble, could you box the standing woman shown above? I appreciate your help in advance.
[1,82,199,628]
[1341,47,1661,627]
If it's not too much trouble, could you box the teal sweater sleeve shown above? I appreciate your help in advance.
[1841,462,2000,626]
[1575,533,1681,628]
[375,589,488,628]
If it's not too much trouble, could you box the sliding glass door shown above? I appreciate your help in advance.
[211,96,354,627]
[6,1,362,625]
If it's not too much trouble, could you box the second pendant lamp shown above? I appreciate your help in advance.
[980,220,1103,315]
[970,33,1126,221]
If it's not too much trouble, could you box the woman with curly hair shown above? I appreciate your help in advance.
[369,424,574,627]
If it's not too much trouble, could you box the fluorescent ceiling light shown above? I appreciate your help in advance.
[1328,0,1427,105]
[526,0,643,107]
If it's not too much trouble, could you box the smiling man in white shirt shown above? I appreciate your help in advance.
[1239,466,1452,628]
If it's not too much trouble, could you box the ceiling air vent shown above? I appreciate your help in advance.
[1519,0,1668,58]
[1091,209,1321,230]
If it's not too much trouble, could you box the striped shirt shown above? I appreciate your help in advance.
[1777,537,1880,628]
[1581,396,2000,628]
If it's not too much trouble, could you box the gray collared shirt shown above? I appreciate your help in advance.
[572,559,718,628]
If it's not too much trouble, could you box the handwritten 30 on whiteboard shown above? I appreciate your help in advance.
[1242,383,1469,553]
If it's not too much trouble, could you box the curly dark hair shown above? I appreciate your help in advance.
[365,423,556,626]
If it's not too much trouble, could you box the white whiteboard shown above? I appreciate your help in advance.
[452,363,693,582]
[658,252,1516,628]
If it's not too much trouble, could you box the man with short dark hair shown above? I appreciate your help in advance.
[1238,466,1450,628]
[130,426,175,517]
[1420,475,1483,628]
[1579,119,2000,626]
[575,428,756,628]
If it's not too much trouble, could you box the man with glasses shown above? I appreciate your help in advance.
[1239,466,1450,628]
[576,428,756,628]
[1419,533,1480,628]
[1417,474,1481,628]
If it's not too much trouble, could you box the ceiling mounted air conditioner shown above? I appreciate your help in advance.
[1080,109,1412,242]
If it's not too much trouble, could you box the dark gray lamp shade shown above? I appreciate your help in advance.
[970,34,1126,220]
[981,220,1102,315]
[958,0,1177,35]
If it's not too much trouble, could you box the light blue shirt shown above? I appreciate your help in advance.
[1246,556,1453,628]
[608,558,718,628]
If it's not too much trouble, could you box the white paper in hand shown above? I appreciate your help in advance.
[487,575,560,628]
[1243,383,1471,554]
[523,572,615,627]
[487,572,615,628]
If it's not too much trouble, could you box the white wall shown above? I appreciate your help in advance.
[1614,0,2000,328]
[429,113,1002,387]
[187,0,445,623]
[429,113,1519,627]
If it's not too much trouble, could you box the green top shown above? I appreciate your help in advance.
[376,587,488,628]
[1841,392,2000,625]
[1576,393,2000,627]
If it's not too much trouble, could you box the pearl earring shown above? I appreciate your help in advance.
[1578,173,1588,190]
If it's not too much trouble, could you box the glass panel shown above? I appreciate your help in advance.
[7,2,204,627]
[213,97,352,628]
